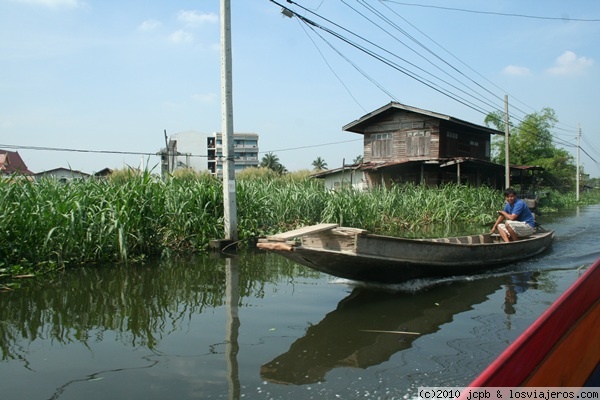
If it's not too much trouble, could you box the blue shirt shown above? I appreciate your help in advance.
[503,198,535,227]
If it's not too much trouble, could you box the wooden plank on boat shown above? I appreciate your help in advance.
[302,231,358,252]
[266,223,339,242]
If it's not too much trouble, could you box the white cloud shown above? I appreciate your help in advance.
[169,29,193,44]
[502,65,531,76]
[11,0,82,7]
[177,10,218,26]
[546,51,593,76]
[138,19,162,32]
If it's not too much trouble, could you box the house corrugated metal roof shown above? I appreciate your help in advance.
[337,157,510,172]
[342,102,503,136]
[310,164,362,178]
[34,167,91,178]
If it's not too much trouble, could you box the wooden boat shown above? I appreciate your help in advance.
[462,257,600,388]
[257,223,554,284]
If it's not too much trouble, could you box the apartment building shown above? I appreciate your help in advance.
[159,130,259,176]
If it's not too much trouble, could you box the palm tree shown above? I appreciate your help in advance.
[311,157,328,171]
[260,152,287,174]
[274,163,288,175]
[260,152,280,170]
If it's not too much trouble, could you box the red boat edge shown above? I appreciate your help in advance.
[465,258,600,387]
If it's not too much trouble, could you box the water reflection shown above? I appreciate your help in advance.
[0,252,319,364]
[503,271,540,315]
[260,276,506,385]
[225,257,241,400]
[0,248,563,399]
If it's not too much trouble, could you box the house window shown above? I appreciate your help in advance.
[407,131,431,156]
[372,133,392,158]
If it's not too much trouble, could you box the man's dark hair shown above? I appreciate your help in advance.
[504,187,517,197]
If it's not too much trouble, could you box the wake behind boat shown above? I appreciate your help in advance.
[257,223,554,284]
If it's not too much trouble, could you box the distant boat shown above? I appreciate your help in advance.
[461,257,600,388]
[257,223,554,284]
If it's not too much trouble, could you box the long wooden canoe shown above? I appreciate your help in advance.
[257,224,554,283]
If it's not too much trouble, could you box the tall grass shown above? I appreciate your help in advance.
[537,189,600,211]
[1,172,597,278]
[319,183,499,235]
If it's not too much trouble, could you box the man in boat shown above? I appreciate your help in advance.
[491,188,535,242]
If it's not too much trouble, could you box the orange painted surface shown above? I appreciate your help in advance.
[525,300,600,386]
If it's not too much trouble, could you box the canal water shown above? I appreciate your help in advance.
[1,205,599,400]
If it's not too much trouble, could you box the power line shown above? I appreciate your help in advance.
[274,0,495,116]
[283,0,552,125]
[377,0,546,122]
[348,0,506,113]
[582,134,600,157]
[264,138,363,154]
[0,144,160,157]
[300,20,401,103]
[294,17,372,112]
[381,1,600,22]
[275,1,596,169]
[0,138,364,161]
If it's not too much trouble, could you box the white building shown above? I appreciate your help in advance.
[159,130,259,177]
[34,167,90,182]
[311,164,367,191]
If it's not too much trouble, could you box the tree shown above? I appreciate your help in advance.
[353,155,364,164]
[260,152,286,174]
[311,157,328,171]
[485,107,576,192]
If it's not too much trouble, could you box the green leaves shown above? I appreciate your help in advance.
[486,107,575,192]
[6,170,591,279]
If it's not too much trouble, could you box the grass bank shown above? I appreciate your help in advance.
[1,171,598,281]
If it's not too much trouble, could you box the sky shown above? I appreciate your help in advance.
[1,0,600,178]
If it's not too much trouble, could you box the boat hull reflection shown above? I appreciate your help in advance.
[261,276,510,385]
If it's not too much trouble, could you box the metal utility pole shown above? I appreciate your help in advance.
[220,0,238,241]
[576,124,581,202]
[504,95,510,189]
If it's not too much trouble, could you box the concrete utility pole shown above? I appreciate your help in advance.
[220,0,238,242]
[576,124,581,202]
[504,95,510,189]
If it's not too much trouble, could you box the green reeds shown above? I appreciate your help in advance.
[3,170,593,277]
[319,183,500,235]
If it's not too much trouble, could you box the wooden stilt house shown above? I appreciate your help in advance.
[342,102,506,189]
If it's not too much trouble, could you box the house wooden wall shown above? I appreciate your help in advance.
[362,110,441,162]
[362,109,491,163]
[439,121,490,160]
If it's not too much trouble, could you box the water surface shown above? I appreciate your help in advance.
[1,205,599,399]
